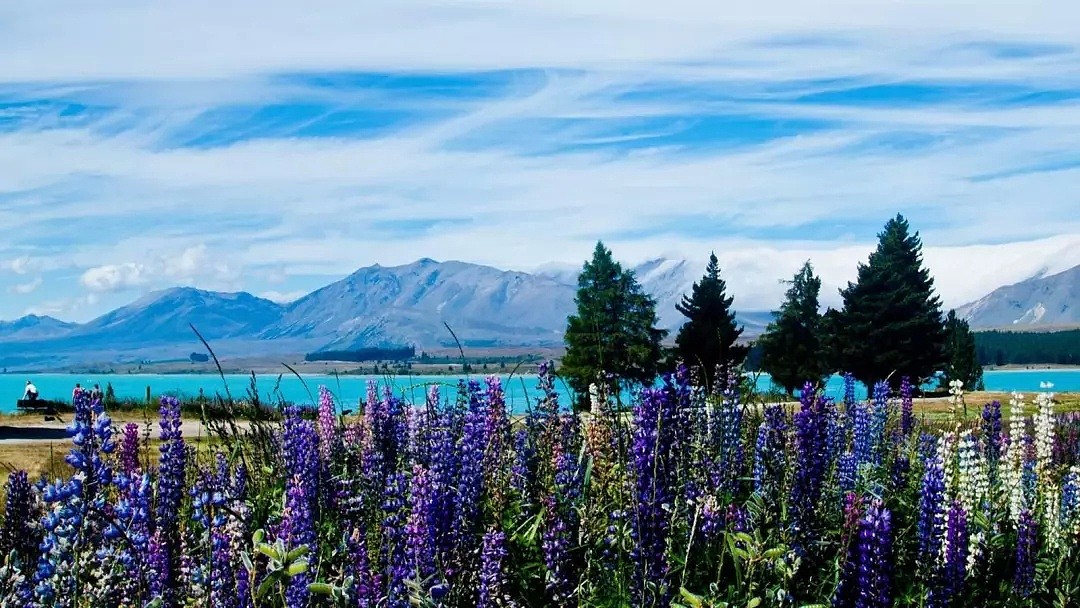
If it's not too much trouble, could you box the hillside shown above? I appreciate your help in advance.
[957,264,1080,329]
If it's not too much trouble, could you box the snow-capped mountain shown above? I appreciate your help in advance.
[957,264,1080,329]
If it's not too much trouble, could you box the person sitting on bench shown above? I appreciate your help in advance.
[23,380,38,402]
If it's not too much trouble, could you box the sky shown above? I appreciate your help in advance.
[1,1,1079,321]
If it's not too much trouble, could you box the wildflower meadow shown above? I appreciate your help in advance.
[2,363,1079,607]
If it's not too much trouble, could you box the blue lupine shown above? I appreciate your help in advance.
[346,522,378,608]
[280,406,319,608]
[752,404,788,505]
[1062,469,1080,531]
[713,371,745,496]
[838,452,857,492]
[1014,510,1038,597]
[545,441,583,606]
[917,452,947,578]
[121,422,141,476]
[870,381,890,466]
[791,385,838,551]
[843,373,857,409]
[456,383,489,557]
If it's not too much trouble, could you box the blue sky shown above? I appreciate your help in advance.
[1,1,1079,321]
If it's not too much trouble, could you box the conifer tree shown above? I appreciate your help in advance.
[673,252,746,389]
[830,214,946,389]
[941,309,984,390]
[561,241,666,409]
[758,261,829,395]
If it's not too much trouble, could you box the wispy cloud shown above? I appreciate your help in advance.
[9,276,42,294]
[0,1,1078,320]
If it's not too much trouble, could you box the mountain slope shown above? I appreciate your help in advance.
[957,264,1080,329]
[0,315,76,342]
[71,287,285,344]
[263,258,575,349]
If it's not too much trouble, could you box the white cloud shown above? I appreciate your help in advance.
[80,263,150,292]
[9,276,43,294]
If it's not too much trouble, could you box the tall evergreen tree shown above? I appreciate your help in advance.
[941,309,984,390]
[758,261,830,395]
[673,252,746,389]
[830,214,946,389]
[561,241,666,410]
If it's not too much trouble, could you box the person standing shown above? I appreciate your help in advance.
[91,384,104,403]
[72,383,84,401]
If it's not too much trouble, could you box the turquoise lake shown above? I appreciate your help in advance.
[2,369,1077,414]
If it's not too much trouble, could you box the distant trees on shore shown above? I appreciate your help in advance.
[560,214,985,404]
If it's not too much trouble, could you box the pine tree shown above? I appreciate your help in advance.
[758,261,830,395]
[673,252,746,389]
[941,309,984,390]
[561,241,667,410]
[830,214,946,389]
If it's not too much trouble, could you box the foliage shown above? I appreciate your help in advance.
[2,360,1080,607]
[304,346,416,363]
[975,329,1080,366]
[829,214,947,388]
[561,241,666,409]
[757,261,829,395]
[940,310,984,390]
[672,252,746,390]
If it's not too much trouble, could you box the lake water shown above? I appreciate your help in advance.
[2,369,1077,414]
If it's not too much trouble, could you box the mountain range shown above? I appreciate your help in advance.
[1,258,1077,369]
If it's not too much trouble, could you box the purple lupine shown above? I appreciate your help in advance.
[917,452,946,581]
[477,529,511,608]
[981,401,1003,481]
[843,373,858,408]
[382,472,409,608]
[835,497,893,608]
[405,465,440,595]
[833,493,864,608]
[210,526,238,608]
[1013,510,1038,597]
[544,441,583,606]
[900,377,914,437]
[155,395,187,607]
[316,386,338,466]
[347,523,378,608]
[147,530,169,602]
[120,422,141,476]
[936,501,968,607]
[107,470,152,601]
[630,384,678,608]
[455,383,489,558]
[0,470,38,567]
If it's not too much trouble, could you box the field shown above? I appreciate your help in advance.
[0,366,1078,607]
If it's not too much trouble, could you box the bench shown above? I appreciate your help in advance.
[16,399,64,418]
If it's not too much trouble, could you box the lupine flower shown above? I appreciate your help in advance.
[0,471,38,568]
[1062,467,1080,535]
[155,395,187,607]
[120,422,141,476]
[382,472,409,608]
[1034,390,1055,483]
[405,465,440,594]
[900,377,914,437]
[280,406,319,608]
[752,404,787,506]
[791,385,838,552]
[478,529,512,608]
[933,501,968,607]
[630,384,678,608]
[838,452,858,493]
[317,386,339,466]
[834,497,892,608]
[544,440,583,606]
[712,372,745,496]
[1014,510,1038,597]
[918,451,946,579]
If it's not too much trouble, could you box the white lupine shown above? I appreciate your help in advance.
[1044,484,1062,552]
[948,379,964,420]
[957,432,988,516]
[1033,390,1055,484]
[1005,392,1028,524]
[966,531,985,576]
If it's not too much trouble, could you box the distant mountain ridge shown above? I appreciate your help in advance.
[957,264,1080,329]
[15,256,1072,370]
[0,257,776,369]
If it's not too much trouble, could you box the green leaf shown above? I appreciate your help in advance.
[308,582,335,596]
[746,598,761,608]
[678,587,704,608]
[286,560,309,577]
[285,545,310,562]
